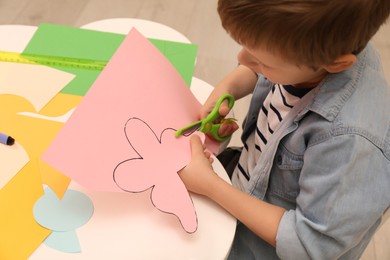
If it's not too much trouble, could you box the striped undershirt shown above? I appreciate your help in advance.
[231,84,311,191]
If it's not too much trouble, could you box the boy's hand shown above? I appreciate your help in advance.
[179,135,220,196]
[200,95,239,140]
[218,118,239,139]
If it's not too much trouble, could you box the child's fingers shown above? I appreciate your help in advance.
[204,151,214,164]
[218,120,239,137]
[190,135,205,155]
[218,100,231,117]
[190,135,213,163]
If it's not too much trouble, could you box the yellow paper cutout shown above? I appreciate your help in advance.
[0,94,81,197]
[0,159,51,260]
[40,92,82,116]
[0,62,75,111]
[0,142,29,190]
[39,160,71,197]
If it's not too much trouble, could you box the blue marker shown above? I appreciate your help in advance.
[0,132,15,145]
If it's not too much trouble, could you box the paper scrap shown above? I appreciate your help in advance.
[43,230,81,253]
[34,187,94,232]
[0,94,73,198]
[0,142,29,190]
[23,23,197,96]
[33,187,93,253]
[0,159,50,260]
[0,62,75,111]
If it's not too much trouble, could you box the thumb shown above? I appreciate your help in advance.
[190,135,205,155]
[218,100,231,117]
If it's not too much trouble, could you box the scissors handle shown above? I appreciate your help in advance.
[200,94,235,141]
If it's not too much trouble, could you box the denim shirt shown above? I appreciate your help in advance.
[228,44,390,260]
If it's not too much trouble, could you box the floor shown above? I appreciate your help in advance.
[1,0,389,259]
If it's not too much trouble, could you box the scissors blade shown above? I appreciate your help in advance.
[175,94,235,139]
[181,124,201,136]
[175,121,202,137]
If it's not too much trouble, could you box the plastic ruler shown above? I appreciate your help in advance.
[0,50,106,70]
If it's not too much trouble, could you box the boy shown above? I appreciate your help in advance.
[179,0,390,259]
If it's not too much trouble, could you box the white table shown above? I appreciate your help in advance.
[0,19,236,259]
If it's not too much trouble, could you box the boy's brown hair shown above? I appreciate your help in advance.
[218,0,390,68]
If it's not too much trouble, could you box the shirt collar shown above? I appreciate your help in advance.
[306,45,372,122]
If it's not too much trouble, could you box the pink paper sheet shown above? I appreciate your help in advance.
[42,28,204,232]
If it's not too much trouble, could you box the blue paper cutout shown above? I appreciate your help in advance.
[44,230,81,253]
[33,187,94,253]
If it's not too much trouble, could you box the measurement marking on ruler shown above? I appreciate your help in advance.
[0,51,107,70]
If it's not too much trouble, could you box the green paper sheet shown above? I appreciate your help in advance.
[23,23,197,96]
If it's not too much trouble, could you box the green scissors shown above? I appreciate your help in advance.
[175,94,236,142]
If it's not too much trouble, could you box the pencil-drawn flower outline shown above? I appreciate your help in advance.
[113,117,198,233]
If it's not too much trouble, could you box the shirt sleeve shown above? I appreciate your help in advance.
[275,134,390,259]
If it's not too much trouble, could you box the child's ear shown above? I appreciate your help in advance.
[324,54,357,73]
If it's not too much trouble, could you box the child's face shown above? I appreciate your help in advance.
[238,47,328,88]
